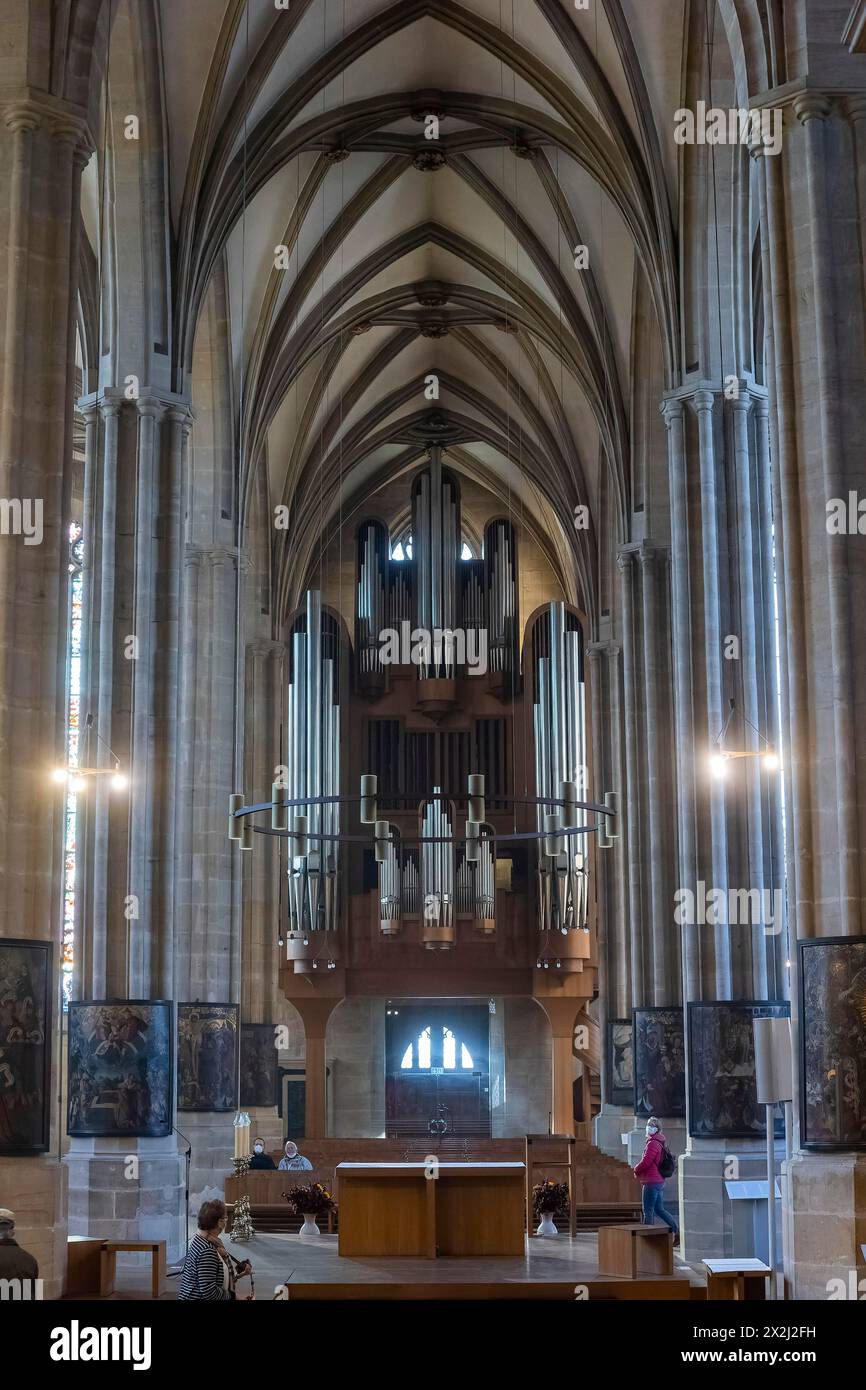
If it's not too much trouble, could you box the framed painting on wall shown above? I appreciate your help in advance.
[607,1018,634,1107]
[0,938,53,1154]
[178,1003,238,1111]
[633,1006,686,1118]
[799,936,866,1150]
[67,1000,172,1138]
[240,1023,278,1108]
[687,1000,790,1138]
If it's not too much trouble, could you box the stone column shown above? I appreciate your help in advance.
[616,549,646,1009]
[638,542,672,1005]
[661,396,699,1002]
[66,390,190,1265]
[751,92,866,1299]
[0,98,92,1299]
[242,639,286,1025]
[172,545,243,1208]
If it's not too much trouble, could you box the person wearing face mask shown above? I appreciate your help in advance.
[633,1116,679,1245]
[278,1139,313,1171]
[248,1137,276,1170]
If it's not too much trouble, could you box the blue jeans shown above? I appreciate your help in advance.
[641,1182,679,1237]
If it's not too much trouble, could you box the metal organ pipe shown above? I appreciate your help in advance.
[534,603,588,950]
[284,592,341,972]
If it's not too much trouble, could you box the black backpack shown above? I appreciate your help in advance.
[657,1143,676,1179]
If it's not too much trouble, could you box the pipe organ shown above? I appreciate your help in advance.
[356,520,389,688]
[274,459,596,977]
[532,602,589,959]
[412,452,460,683]
[284,590,343,973]
[420,791,456,949]
[484,519,518,686]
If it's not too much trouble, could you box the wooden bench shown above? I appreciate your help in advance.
[703,1258,771,1301]
[66,1236,105,1297]
[598,1223,674,1277]
[99,1240,166,1299]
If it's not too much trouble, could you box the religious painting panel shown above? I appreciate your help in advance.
[633,1006,686,1118]
[0,939,52,1153]
[67,1000,172,1137]
[688,1000,789,1138]
[240,1023,278,1108]
[178,1003,238,1112]
[607,1018,633,1107]
[800,937,866,1149]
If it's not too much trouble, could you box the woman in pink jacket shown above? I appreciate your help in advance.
[633,1116,679,1242]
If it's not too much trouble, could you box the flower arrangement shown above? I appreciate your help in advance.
[282,1182,336,1216]
[532,1179,570,1219]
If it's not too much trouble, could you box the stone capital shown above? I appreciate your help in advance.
[659,396,684,428]
[2,94,93,159]
[637,539,662,569]
[845,95,866,124]
[689,388,716,417]
[3,105,39,134]
[247,639,286,660]
[168,404,194,435]
[794,94,832,126]
[136,396,169,421]
[615,546,636,573]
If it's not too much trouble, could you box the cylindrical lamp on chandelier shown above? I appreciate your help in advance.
[291,815,309,859]
[544,813,564,857]
[272,782,288,831]
[360,774,378,825]
[465,820,481,863]
[468,773,485,825]
[374,819,391,863]
[560,780,578,828]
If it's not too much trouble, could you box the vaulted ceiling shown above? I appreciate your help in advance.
[80,0,706,619]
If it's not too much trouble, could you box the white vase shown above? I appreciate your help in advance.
[299,1212,321,1237]
[536,1211,558,1237]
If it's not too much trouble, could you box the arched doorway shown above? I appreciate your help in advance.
[385,1004,491,1138]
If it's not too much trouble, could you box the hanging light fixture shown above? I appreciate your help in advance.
[51,713,127,792]
[710,698,781,779]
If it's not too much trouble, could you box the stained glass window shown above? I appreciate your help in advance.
[62,521,84,1010]
[401,1025,473,1071]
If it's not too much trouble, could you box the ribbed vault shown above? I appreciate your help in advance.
[68,0,779,632]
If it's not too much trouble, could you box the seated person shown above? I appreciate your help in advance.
[248,1137,276,1170]
[278,1139,313,1171]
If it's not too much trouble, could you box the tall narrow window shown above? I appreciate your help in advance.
[62,522,84,1009]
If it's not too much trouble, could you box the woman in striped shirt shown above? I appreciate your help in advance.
[179,1200,250,1300]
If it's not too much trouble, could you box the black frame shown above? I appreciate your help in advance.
[0,938,53,1155]
[67,998,173,1138]
[177,1002,239,1112]
[632,1005,686,1118]
[607,1017,633,1107]
[799,935,866,1152]
[687,999,790,1139]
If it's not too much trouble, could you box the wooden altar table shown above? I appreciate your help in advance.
[336,1161,525,1258]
